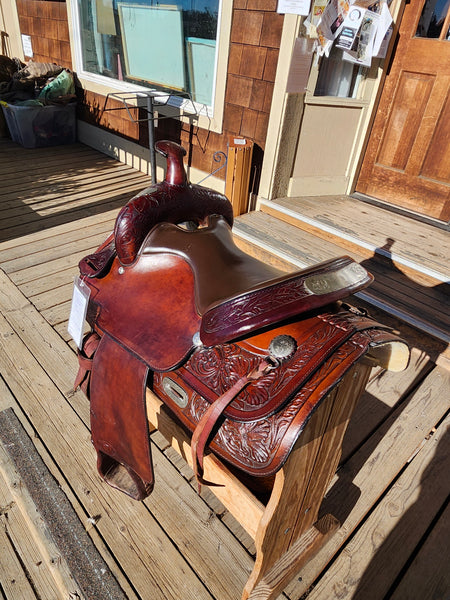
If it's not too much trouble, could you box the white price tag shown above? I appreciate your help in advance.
[68,277,90,349]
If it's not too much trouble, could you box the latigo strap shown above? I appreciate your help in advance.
[191,357,276,490]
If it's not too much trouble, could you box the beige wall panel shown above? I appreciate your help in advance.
[291,104,362,180]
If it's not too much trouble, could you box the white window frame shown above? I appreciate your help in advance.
[66,0,232,133]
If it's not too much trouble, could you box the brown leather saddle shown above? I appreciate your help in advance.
[75,140,409,501]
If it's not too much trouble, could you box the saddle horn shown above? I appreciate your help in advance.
[155,140,187,186]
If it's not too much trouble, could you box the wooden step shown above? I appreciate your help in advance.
[259,196,449,284]
[233,211,450,348]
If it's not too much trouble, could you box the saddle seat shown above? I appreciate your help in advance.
[141,214,373,347]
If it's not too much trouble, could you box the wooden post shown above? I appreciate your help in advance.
[243,361,372,600]
[225,136,253,217]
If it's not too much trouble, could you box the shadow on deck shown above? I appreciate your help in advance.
[0,138,150,242]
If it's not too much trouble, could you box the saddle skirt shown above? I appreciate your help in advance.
[74,140,410,500]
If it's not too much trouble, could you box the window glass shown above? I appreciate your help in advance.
[416,0,450,38]
[77,0,220,106]
[314,46,366,97]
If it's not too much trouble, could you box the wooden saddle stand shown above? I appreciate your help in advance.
[74,141,410,600]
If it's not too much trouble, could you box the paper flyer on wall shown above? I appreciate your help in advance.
[277,0,311,15]
[374,24,393,58]
[342,10,379,66]
[334,5,366,51]
[304,0,328,37]
[311,0,393,62]
[338,1,392,66]
[373,2,393,56]
[316,0,352,56]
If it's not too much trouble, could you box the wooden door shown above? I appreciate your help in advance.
[357,0,450,223]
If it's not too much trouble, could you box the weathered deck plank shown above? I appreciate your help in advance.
[0,139,149,243]
[0,442,86,600]
[261,196,449,280]
[0,372,139,600]
[390,501,450,600]
[284,366,450,599]
[305,413,450,600]
[340,347,435,463]
[0,520,38,600]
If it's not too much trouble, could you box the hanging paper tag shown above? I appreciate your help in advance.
[68,277,90,349]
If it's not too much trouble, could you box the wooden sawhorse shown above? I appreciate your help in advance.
[146,345,400,599]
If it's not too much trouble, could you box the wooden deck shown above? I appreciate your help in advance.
[0,138,449,600]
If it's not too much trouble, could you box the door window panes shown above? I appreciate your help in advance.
[416,0,450,38]
[77,0,220,106]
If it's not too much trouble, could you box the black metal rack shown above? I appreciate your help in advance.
[104,90,198,183]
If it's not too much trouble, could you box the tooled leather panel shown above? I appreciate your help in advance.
[177,315,352,421]
[174,310,385,422]
[152,310,404,475]
[153,333,371,476]
[114,183,234,265]
[200,258,373,347]
[79,235,116,278]
[113,140,233,266]
[114,192,160,265]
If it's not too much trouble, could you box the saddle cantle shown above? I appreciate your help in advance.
[74,140,409,500]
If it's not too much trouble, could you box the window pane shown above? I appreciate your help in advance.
[314,47,365,97]
[77,0,220,106]
[416,0,450,38]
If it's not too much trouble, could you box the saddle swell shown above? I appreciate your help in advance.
[79,140,233,277]
[74,140,410,501]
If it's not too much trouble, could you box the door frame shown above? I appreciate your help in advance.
[0,0,24,59]
[258,0,407,204]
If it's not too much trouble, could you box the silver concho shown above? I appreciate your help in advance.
[269,335,297,361]
[304,262,368,295]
